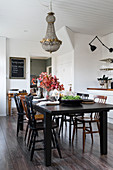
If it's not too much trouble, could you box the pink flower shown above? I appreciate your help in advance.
[38,72,64,91]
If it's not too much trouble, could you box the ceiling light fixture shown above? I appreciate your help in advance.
[89,36,113,52]
[40,0,62,53]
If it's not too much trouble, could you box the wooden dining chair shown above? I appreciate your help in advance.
[72,95,107,152]
[58,93,89,141]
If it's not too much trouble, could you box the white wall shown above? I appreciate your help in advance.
[7,35,75,94]
[6,38,49,112]
[52,26,74,57]
[7,39,30,93]
[52,29,103,93]
[6,38,51,94]
[102,33,113,59]
[52,26,74,91]
[74,33,102,92]
[52,51,74,90]
[0,37,6,116]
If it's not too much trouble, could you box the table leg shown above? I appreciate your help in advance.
[99,110,107,155]
[44,113,52,166]
[8,94,11,116]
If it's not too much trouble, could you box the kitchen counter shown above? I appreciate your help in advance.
[87,88,113,91]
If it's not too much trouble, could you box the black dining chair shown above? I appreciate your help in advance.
[20,95,44,146]
[14,94,28,137]
[25,95,62,161]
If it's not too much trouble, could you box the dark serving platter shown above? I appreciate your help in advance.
[82,99,94,104]
[60,99,83,106]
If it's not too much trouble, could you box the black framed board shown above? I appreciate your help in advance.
[9,57,26,79]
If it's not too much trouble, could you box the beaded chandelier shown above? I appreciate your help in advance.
[40,1,62,53]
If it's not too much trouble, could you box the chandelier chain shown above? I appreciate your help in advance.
[50,0,52,12]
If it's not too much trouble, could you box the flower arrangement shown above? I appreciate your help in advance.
[38,72,64,92]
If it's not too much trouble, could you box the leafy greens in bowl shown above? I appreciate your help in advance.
[60,95,82,106]
[61,95,81,100]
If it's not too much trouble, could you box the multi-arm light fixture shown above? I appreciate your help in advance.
[89,36,113,52]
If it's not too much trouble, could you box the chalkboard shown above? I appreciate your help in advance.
[9,57,26,79]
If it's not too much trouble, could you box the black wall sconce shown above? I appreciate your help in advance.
[89,36,113,52]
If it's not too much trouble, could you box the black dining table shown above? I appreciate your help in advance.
[33,102,113,166]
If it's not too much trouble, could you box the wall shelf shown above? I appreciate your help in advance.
[100,58,113,63]
[100,58,113,71]
[100,68,113,71]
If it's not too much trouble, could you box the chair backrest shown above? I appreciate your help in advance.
[94,95,107,104]
[14,94,23,113]
[20,95,28,118]
[93,95,107,119]
[77,93,89,99]
[25,95,35,126]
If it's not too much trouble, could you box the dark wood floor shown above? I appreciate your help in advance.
[0,114,113,170]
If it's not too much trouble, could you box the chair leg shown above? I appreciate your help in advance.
[29,130,34,151]
[69,116,72,141]
[89,122,93,144]
[65,115,67,127]
[51,130,56,148]
[97,122,100,135]
[17,116,20,137]
[72,122,76,145]
[53,129,62,158]
[75,118,78,136]
[83,122,85,152]
[27,128,32,147]
[58,115,64,137]
[30,131,37,161]
[24,124,28,143]
[56,117,59,127]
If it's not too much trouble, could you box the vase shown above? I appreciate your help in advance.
[46,91,50,99]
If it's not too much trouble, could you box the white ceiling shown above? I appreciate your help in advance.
[1,0,113,42]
